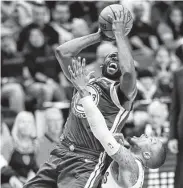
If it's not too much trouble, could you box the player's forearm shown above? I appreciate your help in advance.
[115,32,136,93]
[115,32,135,75]
[80,96,120,156]
[56,32,101,58]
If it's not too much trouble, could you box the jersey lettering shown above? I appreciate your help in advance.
[72,83,102,118]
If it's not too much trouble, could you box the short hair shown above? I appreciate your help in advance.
[149,143,167,169]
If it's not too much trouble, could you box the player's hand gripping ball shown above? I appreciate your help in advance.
[99,4,133,40]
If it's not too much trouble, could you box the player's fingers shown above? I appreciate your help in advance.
[108,15,113,23]
[68,65,75,79]
[72,59,77,74]
[77,57,82,74]
[81,58,86,74]
[77,57,81,69]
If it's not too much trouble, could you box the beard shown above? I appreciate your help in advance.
[102,60,121,80]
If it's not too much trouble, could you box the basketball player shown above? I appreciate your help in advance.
[68,58,166,188]
[24,10,136,188]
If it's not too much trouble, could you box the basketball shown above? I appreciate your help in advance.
[99,4,133,40]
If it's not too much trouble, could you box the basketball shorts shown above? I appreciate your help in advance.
[24,140,111,188]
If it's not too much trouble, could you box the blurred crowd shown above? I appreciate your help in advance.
[1,1,183,187]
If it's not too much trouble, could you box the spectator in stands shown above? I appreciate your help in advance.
[136,69,156,100]
[23,26,66,105]
[10,111,38,183]
[129,3,159,55]
[72,18,90,38]
[1,1,33,36]
[168,67,183,188]
[150,1,173,30]
[152,47,173,99]
[1,155,23,188]
[17,2,59,52]
[130,109,149,137]
[86,42,117,78]
[70,1,98,32]
[155,5,183,50]
[145,100,169,143]
[72,18,97,53]
[1,28,25,113]
[154,69,172,100]
[36,108,64,166]
[153,46,171,71]
[167,6,183,40]
[51,2,73,44]
[1,118,14,163]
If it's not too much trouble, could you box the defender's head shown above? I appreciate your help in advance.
[102,52,121,81]
[128,134,166,169]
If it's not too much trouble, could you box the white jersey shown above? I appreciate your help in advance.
[102,159,144,188]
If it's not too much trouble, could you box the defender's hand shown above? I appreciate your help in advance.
[108,11,126,35]
[68,57,94,94]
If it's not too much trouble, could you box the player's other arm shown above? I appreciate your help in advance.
[55,31,101,81]
[110,13,137,100]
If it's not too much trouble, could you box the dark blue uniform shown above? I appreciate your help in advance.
[24,77,135,188]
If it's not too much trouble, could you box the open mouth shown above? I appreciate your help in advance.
[108,62,118,71]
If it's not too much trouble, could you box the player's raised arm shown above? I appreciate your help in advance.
[109,11,137,100]
[55,31,101,81]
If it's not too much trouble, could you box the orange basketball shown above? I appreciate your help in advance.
[99,4,133,40]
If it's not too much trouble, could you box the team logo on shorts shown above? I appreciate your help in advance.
[72,84,101,118]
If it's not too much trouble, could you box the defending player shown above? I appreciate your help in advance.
[68,58,166,188]
[24,10,137,188]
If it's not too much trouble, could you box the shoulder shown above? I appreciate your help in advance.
[94,78,114,96]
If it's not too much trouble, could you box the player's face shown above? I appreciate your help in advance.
[128,134,159,150]
[102,52,121,80]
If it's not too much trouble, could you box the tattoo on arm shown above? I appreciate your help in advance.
[111,146,139,185]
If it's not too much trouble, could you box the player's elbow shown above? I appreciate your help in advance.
[122,71,134,82]
[55,46,72,59]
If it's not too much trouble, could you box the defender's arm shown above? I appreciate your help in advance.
[80,96,138,172]
[55,32,101,81]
